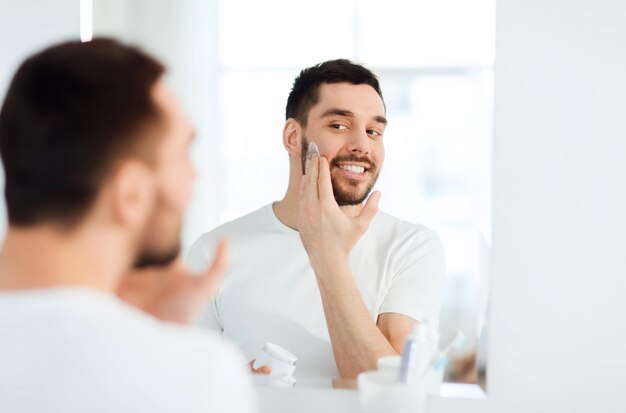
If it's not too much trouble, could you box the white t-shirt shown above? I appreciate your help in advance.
[0,287,257,413]
[186,204,445,381]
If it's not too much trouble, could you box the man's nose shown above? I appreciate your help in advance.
[347,129,370,154]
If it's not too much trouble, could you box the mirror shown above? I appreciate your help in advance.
[91,0,494,389]
[0,0,495,391]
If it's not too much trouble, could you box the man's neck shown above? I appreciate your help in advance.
[0,224,130,292]
[273,179,364,231]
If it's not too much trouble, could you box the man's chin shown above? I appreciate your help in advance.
[331,172,379,204]
[336,198,365,207]
[333,187,372,206]
[133,248,180,269]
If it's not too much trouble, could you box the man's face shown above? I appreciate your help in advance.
[134,81,196,268]
[300,82,386,206]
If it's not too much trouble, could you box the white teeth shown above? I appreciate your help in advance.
[339,165,365,173]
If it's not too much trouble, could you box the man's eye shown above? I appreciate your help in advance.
[367,129,382,137]
[330,124,348,130]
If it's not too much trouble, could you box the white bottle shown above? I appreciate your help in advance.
[398,321,439,383]
[252,343,298,388]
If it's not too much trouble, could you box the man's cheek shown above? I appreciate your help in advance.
[173,181,193,209]
[159,178,190,211]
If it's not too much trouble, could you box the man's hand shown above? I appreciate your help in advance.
[297,154,380,270]
[117,239,229,325]
[248,360,272,375]
[297,152,398,379]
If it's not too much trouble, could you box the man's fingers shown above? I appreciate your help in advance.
[248,360,272,375]
[206,238,229,277]
[195,239,229,291]
[357,191,381,229]
[301,153,320,203]
[318,157,335,202]
[255,365,272,375]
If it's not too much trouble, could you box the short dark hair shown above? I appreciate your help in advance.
[0,38,165,228]
[285,59,384,127]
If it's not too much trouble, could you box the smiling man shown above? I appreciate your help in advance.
[187,59,445,381]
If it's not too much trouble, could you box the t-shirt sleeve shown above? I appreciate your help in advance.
[378,229,446,324]
[185,236,223,334]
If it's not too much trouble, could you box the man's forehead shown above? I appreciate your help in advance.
[314,82,385,116]
[152,80,194,134]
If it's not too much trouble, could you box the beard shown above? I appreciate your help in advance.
[133,194,182,269]
[301,135,381,206]
[133,246,179,269]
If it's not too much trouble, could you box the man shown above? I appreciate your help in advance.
[187,59,445,381]
[0,39,256,412]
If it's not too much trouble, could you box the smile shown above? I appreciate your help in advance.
[335,162,372,179]
[339,165,365,173]
[336,162,370,174]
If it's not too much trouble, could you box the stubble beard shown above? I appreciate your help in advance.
[301,135,380,206]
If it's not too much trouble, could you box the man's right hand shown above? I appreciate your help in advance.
[297,154,380,270]
[116,239,229,325]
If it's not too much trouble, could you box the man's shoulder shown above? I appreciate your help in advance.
[198,204,273,244]
[0,289,254,412]
[110,296,222,347]
[0,288,243,367]
[371,210,437,240]
[105,298,248,372]
[69,290,224,349]
[366,210,444,260]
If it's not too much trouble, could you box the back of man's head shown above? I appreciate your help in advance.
[285,59,384,127]
[0,38,165,229]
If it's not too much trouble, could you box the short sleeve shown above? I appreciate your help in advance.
[378,229,446,325]
[185,236,223,333]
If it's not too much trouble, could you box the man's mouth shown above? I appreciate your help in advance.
[339,164,365,173]
[335,162,371,178]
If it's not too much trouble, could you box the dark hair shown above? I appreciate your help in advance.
[0,38,165,228]
[285,59,384,126]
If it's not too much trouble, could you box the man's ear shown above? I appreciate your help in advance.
[109,159,155,228]
[283,118,303,158]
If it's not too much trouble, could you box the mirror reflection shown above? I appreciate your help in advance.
[93,0,495,389]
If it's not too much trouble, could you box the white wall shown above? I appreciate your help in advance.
[0,0,80,241]
[488,0,626,411]
[0,0,80,96]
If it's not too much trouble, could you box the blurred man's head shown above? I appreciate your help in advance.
[0,38,195,268]
[284,59,386,206]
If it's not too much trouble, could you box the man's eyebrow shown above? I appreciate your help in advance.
[321,108,355,119]
[321,108,388,125]
[374,116,388,126]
